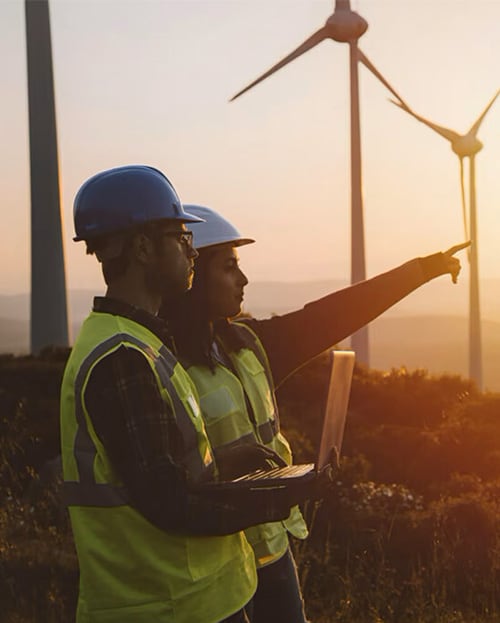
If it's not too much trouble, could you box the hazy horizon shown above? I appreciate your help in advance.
[1,0,499,296]
[3,277,500,391]
[3,272,500,322]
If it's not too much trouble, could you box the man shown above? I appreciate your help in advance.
[60,165,307,623]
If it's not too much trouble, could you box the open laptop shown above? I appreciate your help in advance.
[203,349,355,490]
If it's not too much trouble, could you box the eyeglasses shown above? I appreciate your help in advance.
[162,230,194,247]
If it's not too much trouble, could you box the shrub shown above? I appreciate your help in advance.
[1,351,500,622]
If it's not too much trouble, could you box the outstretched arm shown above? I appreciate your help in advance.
[245,244,469,386]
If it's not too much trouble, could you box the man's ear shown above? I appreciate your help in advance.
[130,232,155,265]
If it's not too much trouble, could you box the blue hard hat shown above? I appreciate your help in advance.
[73,165,203,241]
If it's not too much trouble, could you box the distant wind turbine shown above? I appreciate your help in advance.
[230,0,406,367]
[389,89,500,390]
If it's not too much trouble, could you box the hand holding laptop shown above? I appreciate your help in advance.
[196,350,354,500]
[215,443,287,480]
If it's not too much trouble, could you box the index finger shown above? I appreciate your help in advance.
[444,240,471,256]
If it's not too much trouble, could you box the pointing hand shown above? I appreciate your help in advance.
[443,240,471,284]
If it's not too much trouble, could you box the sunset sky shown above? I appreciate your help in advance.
[2,0,499,306]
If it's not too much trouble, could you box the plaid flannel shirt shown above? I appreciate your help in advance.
[84,297,294,535]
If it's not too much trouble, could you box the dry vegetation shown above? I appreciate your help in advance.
[1,349,499,622]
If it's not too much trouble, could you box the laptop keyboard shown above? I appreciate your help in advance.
[234,463,315,482]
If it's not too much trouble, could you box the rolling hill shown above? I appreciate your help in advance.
[2,278,500,390]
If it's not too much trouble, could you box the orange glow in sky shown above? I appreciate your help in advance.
[1,0,499,300]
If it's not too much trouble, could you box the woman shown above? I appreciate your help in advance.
[161,204,467,623]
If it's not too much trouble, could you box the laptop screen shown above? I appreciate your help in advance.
[316,350,355,471]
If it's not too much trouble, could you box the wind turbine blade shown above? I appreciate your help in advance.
[467,88,500,136]
[357,48,409,107]
[229,27,328,102]
[389,98,461,144]
[459,157,470,261]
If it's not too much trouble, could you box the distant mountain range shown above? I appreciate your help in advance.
[2,278,500,390]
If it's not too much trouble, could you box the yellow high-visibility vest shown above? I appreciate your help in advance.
[187,321,308,568]
[60,311,256,623]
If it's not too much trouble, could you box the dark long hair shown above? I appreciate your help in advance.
[160,248,217,368]
[160,247,247,369]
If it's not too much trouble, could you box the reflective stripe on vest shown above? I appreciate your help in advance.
[65,332,213,507]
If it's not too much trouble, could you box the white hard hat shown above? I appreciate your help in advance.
[184,205,255,250]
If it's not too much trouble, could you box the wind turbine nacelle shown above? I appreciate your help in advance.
[325,8,368,42]
[452,135,483,158]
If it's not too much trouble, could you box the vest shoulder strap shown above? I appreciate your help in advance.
[229,322,272,382]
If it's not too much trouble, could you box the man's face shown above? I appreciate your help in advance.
[145,222,198,299]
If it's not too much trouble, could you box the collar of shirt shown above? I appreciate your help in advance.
[92,296,175,350]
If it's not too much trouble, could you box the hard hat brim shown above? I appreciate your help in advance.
[180,208,205,223]
[73,212,205,242]
[196,237,255,250]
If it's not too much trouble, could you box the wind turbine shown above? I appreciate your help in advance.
[25,0,69,353]
[230,0,398,367]
[388,89,500,390]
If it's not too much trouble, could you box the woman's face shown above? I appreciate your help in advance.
[205,244,249,320]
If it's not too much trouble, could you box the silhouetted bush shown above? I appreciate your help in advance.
[0,350,77,622]
[1,350,499,622]
[279,356,500,622]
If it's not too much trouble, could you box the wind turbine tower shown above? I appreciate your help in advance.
[231,0,372,365]
[25,0,69,353]
[390,89,500,390]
